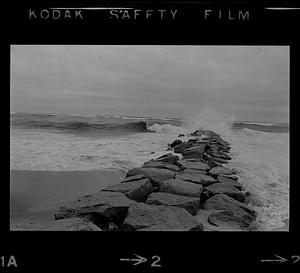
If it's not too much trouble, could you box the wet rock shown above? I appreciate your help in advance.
[36,218,102,231]
[217,175,243,190]
[154,153,179,164]
[177,159,210,172]
[208,210,246,230]
[173,142,193,153]
[182,145,206,158]
[121,174,145,183]
[169,139,183,148]
[181,168,207,175]
[122,203,203,231]
[202,194,256,226]
[159,178,203,198]
[126,168,175,186]
[146,192,200,215]
[175,173,217,187]
[210,157,229,164]
[209,166,237,176]
[191,130,220,138]
[195,209,243,231]
[143,161,180,172]
[103,178,153,202]
[55,191,137,226]
[212,152,231,161]
[205,183,246,202]
[217,174,239,181]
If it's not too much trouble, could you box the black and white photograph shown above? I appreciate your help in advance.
[10,45,289,232]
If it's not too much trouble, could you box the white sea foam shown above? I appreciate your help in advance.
[10,108,289,231]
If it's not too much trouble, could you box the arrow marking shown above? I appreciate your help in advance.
[120,254,147,266]
[261,254,288,264]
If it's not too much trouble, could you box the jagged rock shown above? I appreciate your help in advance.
[212,152,231,160]
[103,179,153,202]
[154,153,179,164]
[146,192,200,215]
[126,168,175,186]
[182,145,206,158]
[181,168,207,175]
[195,209,243,231]
[175,173,217,187]
[55,191,137,226]
[210,157,229,164]
[209,166,236,176]
[143,161,180,172]
[121,174,145,183]
[173,142,193,153]
[217,175,242,190]
[205,183,246,202]
[34,218,102,231]
[169,139,183,148]
[122,203,203,231]
[177,159,210,172]
[202,194,256,226]
[208,210,247,229]
[159,178,203,198]
[217,174,238,181]
[191,130,220,138]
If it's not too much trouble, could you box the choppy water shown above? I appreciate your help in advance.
[10,110,289,230]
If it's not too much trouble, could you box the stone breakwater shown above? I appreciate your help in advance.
[50,129,257,231]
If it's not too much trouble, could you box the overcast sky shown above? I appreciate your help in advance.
[11,45,289,122]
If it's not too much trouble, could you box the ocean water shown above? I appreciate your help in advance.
[10,109,289,231]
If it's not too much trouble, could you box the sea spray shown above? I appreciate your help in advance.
[228,129,289,230]
[181,106,235,140]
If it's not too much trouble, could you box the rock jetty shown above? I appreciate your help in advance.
[54,129,257,231]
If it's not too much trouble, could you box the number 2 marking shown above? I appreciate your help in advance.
[291,255,300,264]
[151,255,161,267]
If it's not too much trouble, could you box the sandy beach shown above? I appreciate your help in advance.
[10,169,125,230]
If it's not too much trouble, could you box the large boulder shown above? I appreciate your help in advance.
[209,167,237,176]
[177,159,210,172]
[173,142,193,153]
[154,153,179,165]
[103,179,153,202]
[181,145,206,158]
[146,192,200,215]
[211,152,231,161]
[181,168,207,175]
[143,161,180,172]
[210,157,229,164]
[121,174,145,183]
[169,139,182,148]
[40,218,102,231]
[195,209,244,231]
[217,174,238,181]
[159,178,203,198]
[202,194,256,226]
[122,203,203,231]
[217,175,242,190]
[208,210,248,230]
[55,191,137,226]
[175,173,217,187]
[191,130,220,138]
[126,168,175,186]
[205,183,246,202]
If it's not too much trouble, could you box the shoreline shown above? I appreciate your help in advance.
[10,130,289,231]
[10,169,125,230]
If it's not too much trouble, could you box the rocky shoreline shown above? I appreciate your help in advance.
[45,129,258,231]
